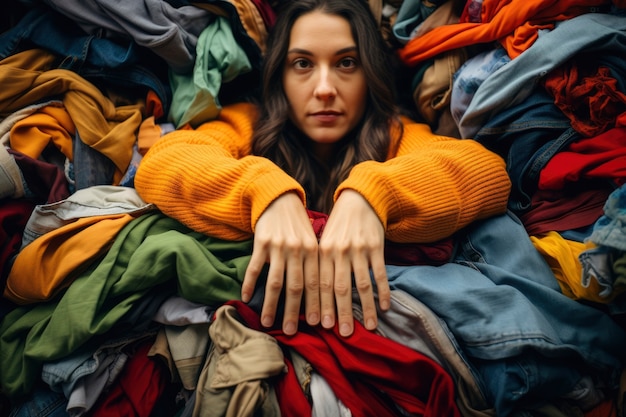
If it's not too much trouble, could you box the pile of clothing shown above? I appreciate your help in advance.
[1,1,626,416]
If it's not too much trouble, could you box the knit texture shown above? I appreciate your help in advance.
[135,102,511,242]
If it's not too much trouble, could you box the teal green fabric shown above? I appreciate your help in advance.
[0,211,252,398]
[168,15,252,128]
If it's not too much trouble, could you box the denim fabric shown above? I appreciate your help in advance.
[458,12,626,138]
[392,0,441,44]
[473,351,583,416]
[473,87,581,213]
[451,46,510,129]
[589,184,626,250]
[0,6,171,116]
[71,131,116,192]
[386,212,626,413]
[8,385,67,417]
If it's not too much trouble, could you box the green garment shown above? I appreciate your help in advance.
[168,15,252,128]
[0,211,251,398]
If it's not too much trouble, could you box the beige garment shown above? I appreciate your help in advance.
[193,304,285,417]
[413,49,466,128]
[165,323,210,391]
[410,0,467,130]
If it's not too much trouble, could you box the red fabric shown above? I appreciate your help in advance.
[543,60,626,137]
[307,210,454,266]
[539,126,626,190]
[229,300,461,417]
[0,199,34,285]
[90,341,169,417]
[250,0,276,27]
[9,149,70,204]
[519,187,610,235]
[397,0,610,65]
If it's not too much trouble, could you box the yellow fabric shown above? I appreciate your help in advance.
[530,232,610,303]
[135,102,511,243]
[0,49,143,184]
[9,105,75,161]
[4,214,134,304]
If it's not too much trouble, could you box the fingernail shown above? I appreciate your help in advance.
[322,315,333,328]
[366,318,376,330]
[308,312,319,324]
[261,316,273,327]
[284,321,296,335]
[340,323,352,336]
[241,292,250,303]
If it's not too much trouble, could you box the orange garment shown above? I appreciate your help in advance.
[4,214,135,304]
[397,0,611,65]
[9,105,75,161]
[135,102,511,243]
[0,49,143,184]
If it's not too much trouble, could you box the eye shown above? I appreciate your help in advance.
[337,57,358,70]
[293,58,312,69]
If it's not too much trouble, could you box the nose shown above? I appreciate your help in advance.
[313,67,337,100]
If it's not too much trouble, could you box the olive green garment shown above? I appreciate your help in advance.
[0,211,252,399]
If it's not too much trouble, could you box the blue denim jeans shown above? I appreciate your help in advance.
[473,88,581,213]
[386,211,626,414]
[8,385,67,417]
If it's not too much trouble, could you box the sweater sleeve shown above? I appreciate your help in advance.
[335,120,511,243]
[135,102,305,240]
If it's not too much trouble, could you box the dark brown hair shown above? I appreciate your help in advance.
[252,0,401,213]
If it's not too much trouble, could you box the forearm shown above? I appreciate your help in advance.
[337,139,511,243]
[135,130,304,240]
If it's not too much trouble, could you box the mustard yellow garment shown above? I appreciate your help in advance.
[9,105,75,161]
[530,231,609,303]
[135,102,511,243]
[4,214,135,304]
[0,49,143,183]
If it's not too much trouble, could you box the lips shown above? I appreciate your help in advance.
[311,111,342,123]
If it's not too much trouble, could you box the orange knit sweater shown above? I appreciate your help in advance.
[135,102,511,243]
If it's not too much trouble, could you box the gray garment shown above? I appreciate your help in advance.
[21,185,155,248]
[458,12,626,138]
[153,295,213,326]
[352,289,494,417]
[311,372,352,417]
[42,0,213,73]
[42,332,155,417]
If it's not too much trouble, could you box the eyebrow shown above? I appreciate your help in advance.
[286,46,358,56]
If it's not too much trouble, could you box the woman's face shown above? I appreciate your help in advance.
[283,10,368,159]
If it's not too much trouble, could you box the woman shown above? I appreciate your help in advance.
[134,0,511,337]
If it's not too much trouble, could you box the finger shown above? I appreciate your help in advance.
[282,252,305,335]
[242,246,268,303]
[352,254,377,331]
[334,256,354,337]
[319,254,336,330]
[260,256,285,329]
[370,251,390,312]
[303,250,321,326]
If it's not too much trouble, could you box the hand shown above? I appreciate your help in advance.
[242,192,320,335]
[318,189,390,337]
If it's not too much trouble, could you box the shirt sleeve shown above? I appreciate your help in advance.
[135,102,305,240]
[335,120,511,243]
